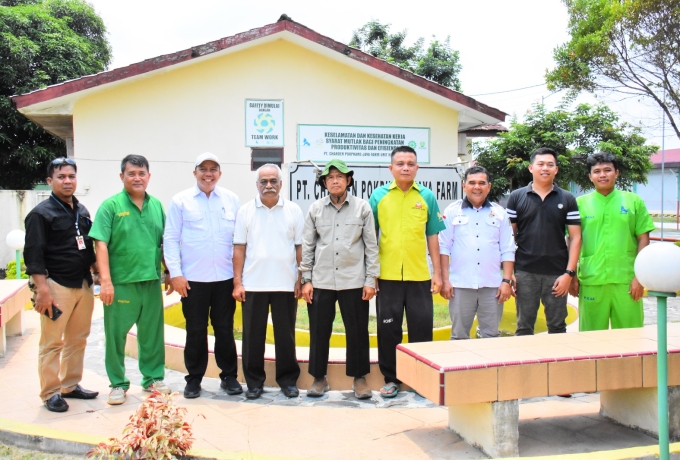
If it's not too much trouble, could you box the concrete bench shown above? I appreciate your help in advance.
[396,324,680,458]
[0,280,30,358]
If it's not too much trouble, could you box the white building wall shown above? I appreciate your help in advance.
[70,38,461,216]
[636,168,680,214]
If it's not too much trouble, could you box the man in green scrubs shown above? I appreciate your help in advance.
[570,152,655,330]
[90,155,170,405]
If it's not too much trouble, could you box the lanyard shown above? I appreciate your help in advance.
[50,195,81,236]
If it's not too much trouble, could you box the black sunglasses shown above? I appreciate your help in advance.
[51,158,76,166]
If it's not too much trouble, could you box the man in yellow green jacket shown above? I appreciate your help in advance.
[570,152,655,331]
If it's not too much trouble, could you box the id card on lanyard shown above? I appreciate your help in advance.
[50,195,86,251]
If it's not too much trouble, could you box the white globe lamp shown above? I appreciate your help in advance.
[634,243,680,293]
[634,242,680,460]
[5,229,25,280]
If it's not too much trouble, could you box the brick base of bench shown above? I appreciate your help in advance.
[0,281,30,358]
[601,386,680,441]
[448,400,519,458]
[447,387,680,458]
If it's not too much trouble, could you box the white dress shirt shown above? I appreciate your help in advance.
[439,198,515,289]
[233,195,304,292]
[164,185,240,282]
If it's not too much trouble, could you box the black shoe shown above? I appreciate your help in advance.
[61,385,99,400]
[281,385,299,398]
[183,382,201,399]
[220,376,243,395]
[245,387,263,400]
[44,394,69,412]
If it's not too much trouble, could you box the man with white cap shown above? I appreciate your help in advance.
[164,152,242,398]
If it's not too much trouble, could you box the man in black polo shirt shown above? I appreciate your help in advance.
[506,147,581,336]
[24,158,99,412]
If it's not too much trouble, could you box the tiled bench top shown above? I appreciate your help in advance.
[396,323,680,406]
[0,280,28,306]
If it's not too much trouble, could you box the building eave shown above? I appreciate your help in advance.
[11,18,507,139]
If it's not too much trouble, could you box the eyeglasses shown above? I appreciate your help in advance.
[51,158,76,167]
[258,179,279,186]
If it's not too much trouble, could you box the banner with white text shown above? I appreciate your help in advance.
[288,164,460,217]
[297,124,430,164]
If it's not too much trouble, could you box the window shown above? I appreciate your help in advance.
[251,148,283,171]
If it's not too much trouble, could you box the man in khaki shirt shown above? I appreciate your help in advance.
[301,159,379,399]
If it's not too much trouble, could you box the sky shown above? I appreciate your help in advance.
[85,0,678,150]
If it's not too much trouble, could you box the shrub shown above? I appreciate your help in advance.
[6,259,28,279]
[87,391,197,459]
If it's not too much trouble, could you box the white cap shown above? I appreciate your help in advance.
[195,152,220,167]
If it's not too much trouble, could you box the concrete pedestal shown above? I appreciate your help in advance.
[448,400,519,458]
[600,386,680,441]
[0,310,24,358]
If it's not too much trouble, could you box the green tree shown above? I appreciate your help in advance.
[349,20,463,91]
[546,0,680,140]
[472,103,657,202]
[0,0,111,189]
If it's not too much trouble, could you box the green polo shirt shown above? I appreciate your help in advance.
[577,189,655,286]
[369,180,445,281]
[90,190,165,285]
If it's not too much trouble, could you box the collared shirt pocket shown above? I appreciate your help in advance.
[344,218,363,245]
[450,214,469,237]
[182,211,207,240]
[484,216,501,238]
[218,211,236,240]
[451,215,469,226]
[51,215,72,233]
[315,218,333,245]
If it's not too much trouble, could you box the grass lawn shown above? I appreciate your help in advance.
[294,300,452,334]
[0,443,82,460]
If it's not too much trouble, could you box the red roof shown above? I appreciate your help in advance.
[650,148,680,165]
[11,19,506,122]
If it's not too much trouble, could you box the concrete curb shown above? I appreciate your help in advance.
[0,417,106,456]
[499,442,680,459]
[3,416,680,459]
[0,417,306,459]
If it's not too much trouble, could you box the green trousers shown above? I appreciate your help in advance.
[103,280,165,389]
[579,283,643,331]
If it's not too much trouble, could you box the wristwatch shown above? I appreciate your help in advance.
[502,278,514,287]
[565,269,576,277]
[301,277,312,284]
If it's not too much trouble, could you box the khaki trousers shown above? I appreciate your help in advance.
[38,279,94,401]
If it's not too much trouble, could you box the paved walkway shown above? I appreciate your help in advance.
[0,297,677,458]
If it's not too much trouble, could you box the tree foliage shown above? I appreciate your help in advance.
[546,0,680,140]
[349,20,463,91]
[0,0,111,189]
[472,103,657,202]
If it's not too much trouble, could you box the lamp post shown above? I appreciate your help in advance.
[5,230,25,280]
[634,242,680,460]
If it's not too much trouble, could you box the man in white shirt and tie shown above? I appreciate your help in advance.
[164,152,243,398]
[439,166,516,339]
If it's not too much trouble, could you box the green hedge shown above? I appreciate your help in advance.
[6,259,28,279]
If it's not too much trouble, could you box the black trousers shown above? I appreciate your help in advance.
[181,279,237,385]
[241,291,300,389]
[308,287,370,379]
[376,280,433,384]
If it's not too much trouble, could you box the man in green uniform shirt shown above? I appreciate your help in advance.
[570,152,655,331]
[90,155,170,405]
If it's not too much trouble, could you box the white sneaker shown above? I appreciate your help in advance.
[107,387,126,405]
[144,380,170,394]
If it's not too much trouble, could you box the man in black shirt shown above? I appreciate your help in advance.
[24,158,99,412]
[506,148,581,336]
